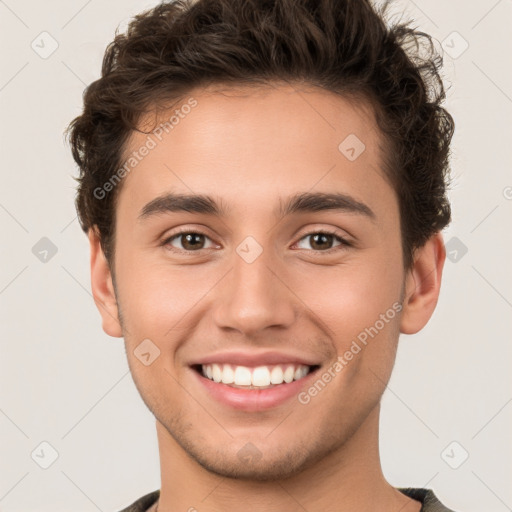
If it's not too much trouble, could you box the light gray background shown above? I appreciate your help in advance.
[1,0,511,510]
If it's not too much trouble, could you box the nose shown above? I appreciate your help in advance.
[211,244,297,337]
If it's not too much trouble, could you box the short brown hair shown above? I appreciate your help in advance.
[66,0,454,269]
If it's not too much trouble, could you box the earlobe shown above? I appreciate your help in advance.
[400,232,446,335]
[88,227,123,338]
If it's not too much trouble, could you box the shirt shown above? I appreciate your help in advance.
[118,487,457,511]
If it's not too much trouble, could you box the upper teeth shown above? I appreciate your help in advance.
[201,363,311,387]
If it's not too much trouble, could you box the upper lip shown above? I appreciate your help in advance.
[190,351,321,368]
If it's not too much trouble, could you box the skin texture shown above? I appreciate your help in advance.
[89,83,445,511]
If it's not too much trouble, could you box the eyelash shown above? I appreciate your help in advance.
[161,228,352,254]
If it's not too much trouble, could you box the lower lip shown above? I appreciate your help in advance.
[191,367,319,412]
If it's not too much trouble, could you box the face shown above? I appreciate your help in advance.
[90,83,442,481]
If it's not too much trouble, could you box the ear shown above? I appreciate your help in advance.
[400,232,446,335]
[88,227,123,338]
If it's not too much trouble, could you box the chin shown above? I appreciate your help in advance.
[177,431,332,482]
[192,451,310,481]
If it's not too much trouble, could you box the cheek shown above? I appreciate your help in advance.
[114,252,218,338]
[290,258,403,417]
[291,256,403,345]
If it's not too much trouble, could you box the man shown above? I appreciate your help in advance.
[67,0,458,510]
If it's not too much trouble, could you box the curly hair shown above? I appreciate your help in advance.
[66,0,454,270]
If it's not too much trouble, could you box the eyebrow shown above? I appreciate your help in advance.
[138,191,376,221]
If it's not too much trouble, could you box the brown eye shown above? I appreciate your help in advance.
[296,231,349,251]
[165,232,214,251]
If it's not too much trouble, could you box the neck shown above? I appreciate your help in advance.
[154,404,420,512]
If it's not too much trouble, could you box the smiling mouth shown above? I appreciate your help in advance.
[191,363,321,390]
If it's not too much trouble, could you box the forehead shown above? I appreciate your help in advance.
[118,82,392,217]
[134,82,381,156]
